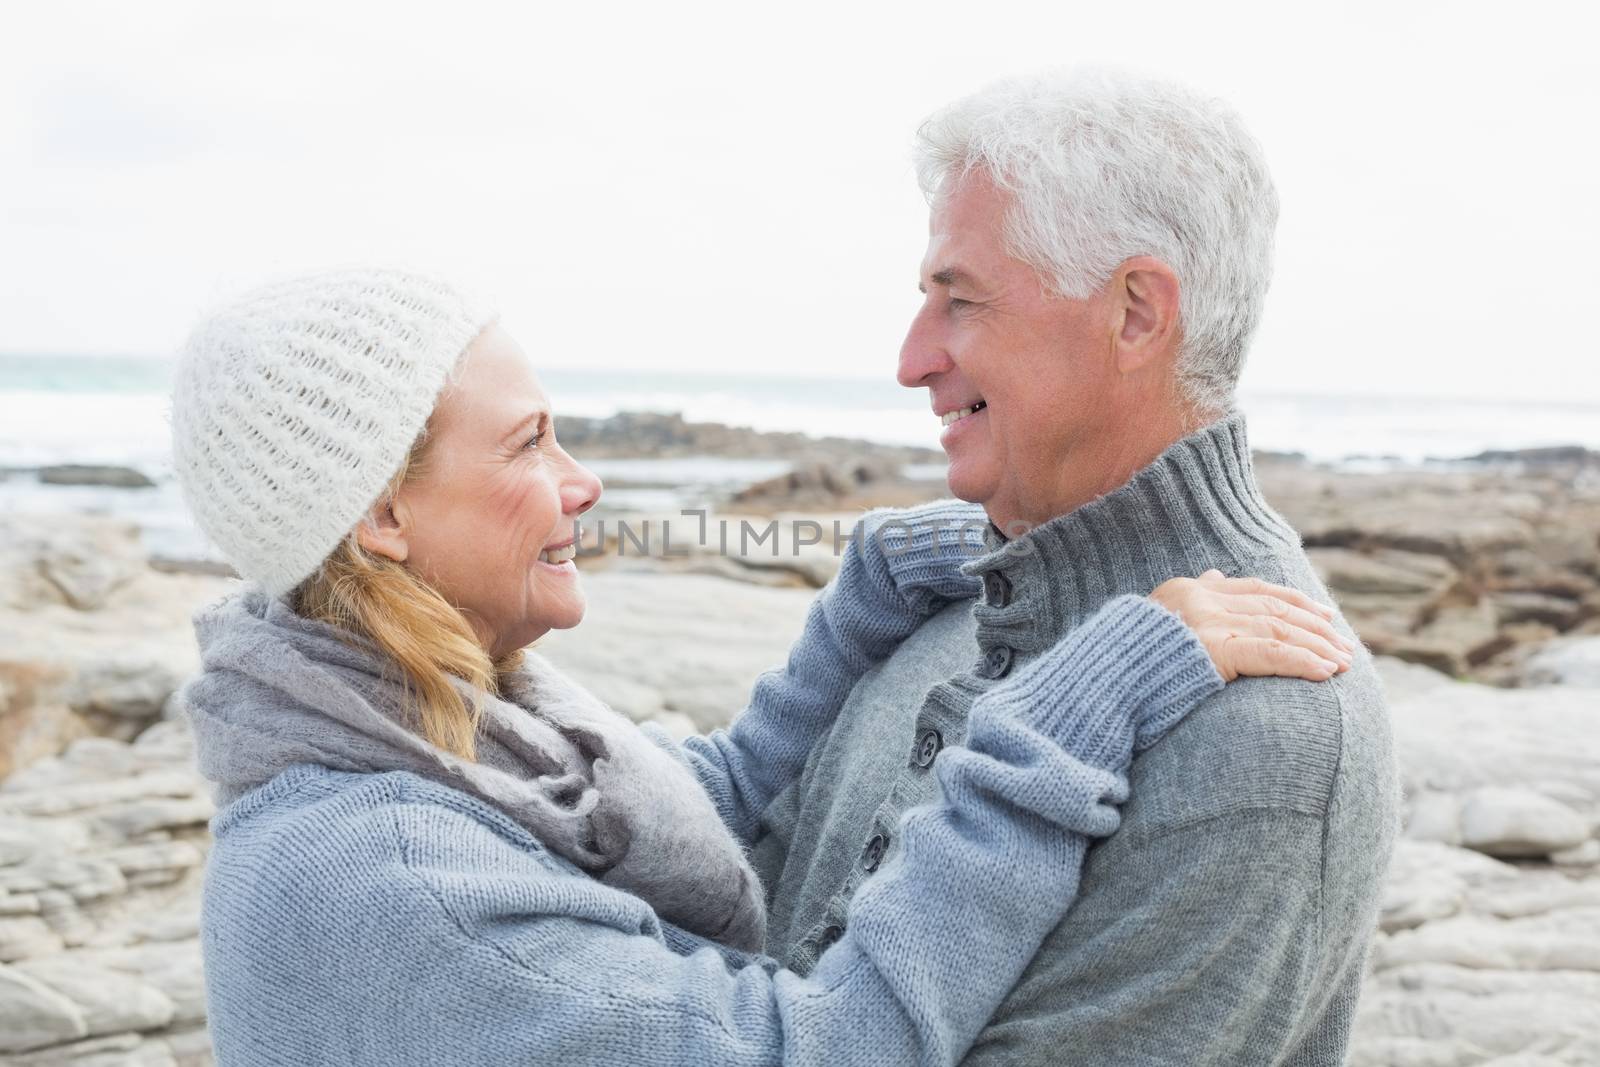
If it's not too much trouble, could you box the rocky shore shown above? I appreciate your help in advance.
[2,434,1598,1065]
[549,411,943,467]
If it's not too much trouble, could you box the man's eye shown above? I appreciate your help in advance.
[949,298,973,311]
[522,431,546,451]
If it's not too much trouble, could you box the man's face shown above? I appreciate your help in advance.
[898,170,1123,532]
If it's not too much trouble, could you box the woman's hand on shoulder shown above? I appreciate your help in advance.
[1149,570,1355,683]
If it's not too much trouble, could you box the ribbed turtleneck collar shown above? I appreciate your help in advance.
[960,411,1301,656]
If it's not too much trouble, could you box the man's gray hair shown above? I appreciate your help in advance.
[914,69,1278,412]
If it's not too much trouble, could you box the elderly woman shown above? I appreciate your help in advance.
[170,269,1353,1066]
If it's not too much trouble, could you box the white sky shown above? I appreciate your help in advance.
[2,0,1596,404]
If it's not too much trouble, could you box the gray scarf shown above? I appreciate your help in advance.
[181,585,767,952]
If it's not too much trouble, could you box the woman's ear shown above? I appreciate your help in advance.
[354,498,409,563]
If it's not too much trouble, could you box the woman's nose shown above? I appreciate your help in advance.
[565,461,602,516]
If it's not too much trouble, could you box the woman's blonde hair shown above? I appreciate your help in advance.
[290,423,524,761]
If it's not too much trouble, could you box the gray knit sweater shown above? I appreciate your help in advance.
[751,411,1401,1065]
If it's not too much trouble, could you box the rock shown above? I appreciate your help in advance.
[731,458,906,510]
[1378,841,1512,933]
[1372,656,1455,703]
[0,819,90,862]
[1493,591,1585,630]
[47,739,146,782]
[2,1031,175,1066]
[0,892,41,917]
[1307,547,1458,597]
[1460,445,1600,466]
[0,661,89,783]
[0,964,88,1052]
[1304,504,1536,561]
[1386,598,1502,675]
[65,661,184,728]
[571,673,667,724]
[34,890,98,950]
[158,1024,212,1066]
[536,572,815,732]
[1516,636,1600,688]
[88,797,214,841]
[681,554,816,589]
[0,855,126,905]
[1259,458,1600,686]
[717,550,841,589]
[1391,681,1600,858]
[100,843,202,883]
[33,523,149,612]
[1458,787,1590,858]
[1553,839,1600,867]
[36,465,156,490]
[1354,963,1600,1066]
[0,772,206,816]
[0,917,65,962]
[74,942,206,1025]
[0,516,227,776]
[0,827,41,868]
[128,898,202,944]
[644,711,699,741]
[13,957,176,1037]
[553,410,941,466]
[1378,909,1600,972]
[1402,789,1463,846]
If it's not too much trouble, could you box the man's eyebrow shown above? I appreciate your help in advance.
[920,267,973,293]
[499,409,548,445]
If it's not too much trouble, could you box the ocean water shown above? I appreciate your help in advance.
[5,352,1597,469]
[3,352,1597,563]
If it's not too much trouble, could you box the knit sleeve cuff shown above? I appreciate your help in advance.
[982,595,1224,769]
[862,500,988,610]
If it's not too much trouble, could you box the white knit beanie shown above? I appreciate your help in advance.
[170,268,497,597]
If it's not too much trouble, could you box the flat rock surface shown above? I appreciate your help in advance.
[534,568,817,732]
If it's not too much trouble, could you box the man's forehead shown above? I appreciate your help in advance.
[919,228,987,289]
[918,230,970,279]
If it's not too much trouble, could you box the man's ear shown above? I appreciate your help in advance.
[353,497,409,563]
[1110,256,1182,375]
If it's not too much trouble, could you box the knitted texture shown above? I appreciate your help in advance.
[198,591,1222,1065]
[751,411,1400,1066]
[187,498,982,954]
[184,586,772,952]
[677,498,985,845]
[169,269,496,596]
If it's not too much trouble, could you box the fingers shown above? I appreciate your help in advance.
[1198,574,1338,620]
[1242,597,1356,658]
[1223,636,1343,683]
[1226,613,1353,672]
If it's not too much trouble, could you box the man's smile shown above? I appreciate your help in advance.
[939,399,988,427]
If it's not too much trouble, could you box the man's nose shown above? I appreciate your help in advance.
[897,303,953,388]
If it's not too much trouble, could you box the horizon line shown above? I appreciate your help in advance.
[1,350,1596,412]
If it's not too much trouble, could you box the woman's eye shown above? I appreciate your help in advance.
[522,431,545,451]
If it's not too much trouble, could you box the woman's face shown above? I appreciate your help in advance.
[368,323,602,658]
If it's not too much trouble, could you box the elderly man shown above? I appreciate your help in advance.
[749,71,1399,1064]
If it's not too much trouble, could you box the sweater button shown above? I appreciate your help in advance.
[982,571,1012,607]
[913,728,943,768]
[861,833,889,872]
[818,924,845,951]
[979,645,1014,679]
